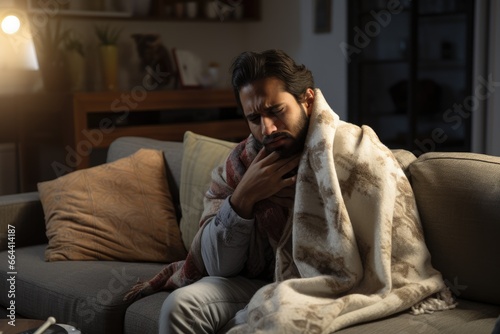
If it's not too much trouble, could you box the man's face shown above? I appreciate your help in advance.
[239,77,314,158]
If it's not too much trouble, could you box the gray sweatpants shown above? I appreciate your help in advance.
[158,275,268,333]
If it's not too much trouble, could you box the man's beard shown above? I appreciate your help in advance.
[253,105,309,158]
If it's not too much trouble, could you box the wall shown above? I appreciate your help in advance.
[243,0,348,120]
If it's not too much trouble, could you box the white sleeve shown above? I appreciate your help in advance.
[201,197,255,277]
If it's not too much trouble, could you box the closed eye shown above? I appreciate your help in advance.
[247,114,261,124]
[271,108,284,115]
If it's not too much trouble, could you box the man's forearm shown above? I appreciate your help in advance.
[201,197,254,277]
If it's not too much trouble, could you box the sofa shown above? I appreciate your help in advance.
[1,132,499,334]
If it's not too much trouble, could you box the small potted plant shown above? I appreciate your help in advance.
[32,19,70,91]
[95,24,122,91]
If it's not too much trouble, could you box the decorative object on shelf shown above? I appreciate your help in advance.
[205,0,234,20]
[174,1,185,18]
[233,3,244,19]
[205,1,217,19]
[172,48,203,88]
[185,1,198,19]
[95,24,122,91]
[32,18,70,92]
[131,33,176,89]
[64,30,86,91]
[198,62,220,88]
[132,0,152,16]
[314,0,332,33]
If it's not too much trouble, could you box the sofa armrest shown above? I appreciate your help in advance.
[0,192,47,250]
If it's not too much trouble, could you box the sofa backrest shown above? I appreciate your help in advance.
[409,152,500,306]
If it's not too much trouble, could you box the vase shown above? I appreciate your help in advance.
[133,0,152,16]
[38,57,69,92]
[66,51,86,91]
[99,45,118,91]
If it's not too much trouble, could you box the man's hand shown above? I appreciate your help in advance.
[230,148,300,218]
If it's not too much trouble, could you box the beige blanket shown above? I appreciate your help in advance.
[227,89,456,333]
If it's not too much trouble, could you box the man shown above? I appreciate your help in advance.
[160,49,315,333]
[125,49,455,334]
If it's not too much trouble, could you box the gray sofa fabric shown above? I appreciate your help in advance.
[337,299,500,334]
[0,244,167,334]
[124,292,169,334]
[0,192,46,249]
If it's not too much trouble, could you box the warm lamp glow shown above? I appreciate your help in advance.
[1,14,20,34]
[0,9,41,93]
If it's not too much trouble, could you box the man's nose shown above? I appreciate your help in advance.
[261,116,277,136]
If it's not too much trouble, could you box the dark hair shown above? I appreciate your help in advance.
[230,49,315,110]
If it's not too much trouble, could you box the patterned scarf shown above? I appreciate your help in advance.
[124,133,287,300]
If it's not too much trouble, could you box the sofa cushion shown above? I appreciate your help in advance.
[38,148,187,263]
[409,152,500,305]
[179,131,237,249]
[0,244,167,334]
[335,299,500,334]
[124,292,169,334]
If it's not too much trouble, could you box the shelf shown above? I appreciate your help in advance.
[154,0,259,21]
[25,0,133,18]
[23,0,260,22]
[72,89,248,170]
[26,8,133,18]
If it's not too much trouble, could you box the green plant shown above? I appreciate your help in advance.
[32,19,70,62]
[64,30,85,56]
[94,25,122,46]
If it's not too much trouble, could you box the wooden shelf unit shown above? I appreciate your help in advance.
[72,88,248,170]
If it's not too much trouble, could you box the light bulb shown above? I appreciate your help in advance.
[1,15,21,34]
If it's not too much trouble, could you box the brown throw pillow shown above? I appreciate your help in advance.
[38,148,187,262]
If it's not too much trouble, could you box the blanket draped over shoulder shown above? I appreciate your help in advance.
[125,89,456,332]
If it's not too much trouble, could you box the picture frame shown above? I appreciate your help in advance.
[314,0,332,34]
[172,48,203,88]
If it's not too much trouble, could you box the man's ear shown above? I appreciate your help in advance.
[304,88,315,115]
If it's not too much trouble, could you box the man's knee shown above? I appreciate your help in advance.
[161,289,195,320]
[159,289,200,333]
